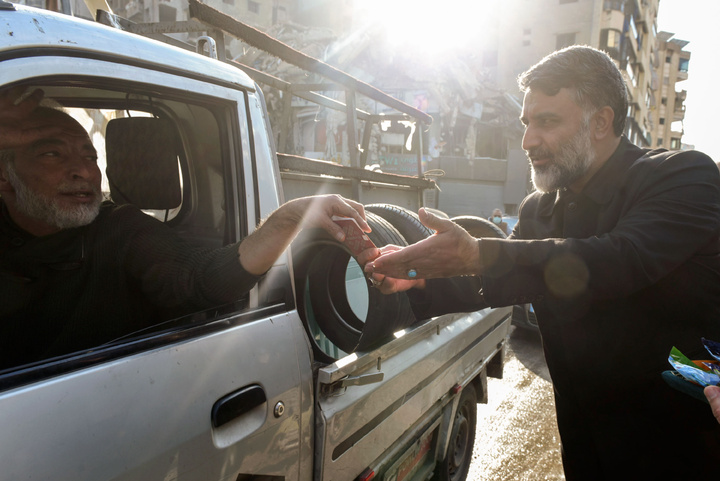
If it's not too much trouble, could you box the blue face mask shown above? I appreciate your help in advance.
[493,216,502,224]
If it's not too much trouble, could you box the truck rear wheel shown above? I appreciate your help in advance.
[436,384,477,481]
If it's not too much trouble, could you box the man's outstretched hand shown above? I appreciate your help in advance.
[358,244,426,294]
[363,208,482,281]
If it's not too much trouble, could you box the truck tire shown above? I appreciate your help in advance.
[451,215,507,239]
[292,212,416,363]
[365,204,433,244]
[436,384,477,481]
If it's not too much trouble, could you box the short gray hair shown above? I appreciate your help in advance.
[518,45,628,137]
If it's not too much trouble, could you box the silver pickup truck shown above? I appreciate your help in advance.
[0,4,511,480]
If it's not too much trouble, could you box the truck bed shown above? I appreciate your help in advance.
[315,306,511,478]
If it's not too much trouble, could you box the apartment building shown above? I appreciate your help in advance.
[651,31,690,151]
[487,0,663,149]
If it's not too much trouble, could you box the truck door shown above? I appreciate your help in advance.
[0,53,311,480]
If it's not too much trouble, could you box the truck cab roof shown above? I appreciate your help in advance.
[0,3,256,92]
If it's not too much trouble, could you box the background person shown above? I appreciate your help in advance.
[362,46,720,478]
[489,208,509,235]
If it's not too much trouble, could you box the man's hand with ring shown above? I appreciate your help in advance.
[358,245,425,294]
[365,208,483,280]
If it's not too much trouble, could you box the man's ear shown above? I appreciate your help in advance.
[592,106,615,140]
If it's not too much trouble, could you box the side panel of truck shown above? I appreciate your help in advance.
[315,309,509,478]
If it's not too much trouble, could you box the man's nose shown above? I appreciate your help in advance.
[67,155,99,180]
[522,126,541,152]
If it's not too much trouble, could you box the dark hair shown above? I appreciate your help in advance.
[518,45,628,136]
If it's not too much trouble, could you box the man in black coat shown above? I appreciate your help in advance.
[362,46,720,478]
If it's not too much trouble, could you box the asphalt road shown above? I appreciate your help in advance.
[468,326,566,481]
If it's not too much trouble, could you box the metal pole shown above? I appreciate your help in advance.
[345,90,360,201]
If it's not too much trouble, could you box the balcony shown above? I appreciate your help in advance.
[673,105,686,122]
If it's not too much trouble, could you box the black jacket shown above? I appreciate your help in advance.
[410,138,720,478]
[0,201,259,369]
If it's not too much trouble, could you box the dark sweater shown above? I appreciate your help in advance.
[0,201,260,369]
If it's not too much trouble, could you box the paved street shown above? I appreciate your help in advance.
[468,326,565,480]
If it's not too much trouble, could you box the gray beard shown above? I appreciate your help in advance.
[530,121,596,194]
[6,162,101,230]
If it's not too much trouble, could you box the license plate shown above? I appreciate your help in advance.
[385,429,435,481]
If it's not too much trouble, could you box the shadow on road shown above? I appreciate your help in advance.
[507,326,552,382]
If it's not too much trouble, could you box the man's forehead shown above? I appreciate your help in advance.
[23,111,92,143]
[521,88,581,118]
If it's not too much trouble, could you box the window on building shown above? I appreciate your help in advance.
[666,56,672,63]
[657,138,663,146]
[629,15,638,42]
[556,32,576,50]
[670,138,681,150]
[600,28,622,60]
[603,0,624,12]
[523,39,531,46]
[247,0,259,13]
[678,58,690,73]
[659,118,665,125]
[523,28,531,35]
[626,62,637,87]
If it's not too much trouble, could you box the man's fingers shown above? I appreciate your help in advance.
[340,198,370,232]
[367,245,417,279]
[1,87,43,112]
[419,207,454,233]
[357,246,380,267]
[14,88,44,110]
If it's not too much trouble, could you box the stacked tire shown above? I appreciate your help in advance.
[291,205,507,363]
[291,209,426,363]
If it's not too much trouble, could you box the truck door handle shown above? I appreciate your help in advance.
[211,384,267,428]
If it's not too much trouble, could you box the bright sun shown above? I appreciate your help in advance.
[356,0,496,57]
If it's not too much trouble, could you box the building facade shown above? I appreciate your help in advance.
[11,0,693,218]
[651,31,690,151]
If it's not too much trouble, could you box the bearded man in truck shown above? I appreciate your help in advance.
[0,87,368,369]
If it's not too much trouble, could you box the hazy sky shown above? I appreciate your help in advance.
[657,0,720,161]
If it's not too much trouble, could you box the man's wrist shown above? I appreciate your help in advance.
[475,238,485,275]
